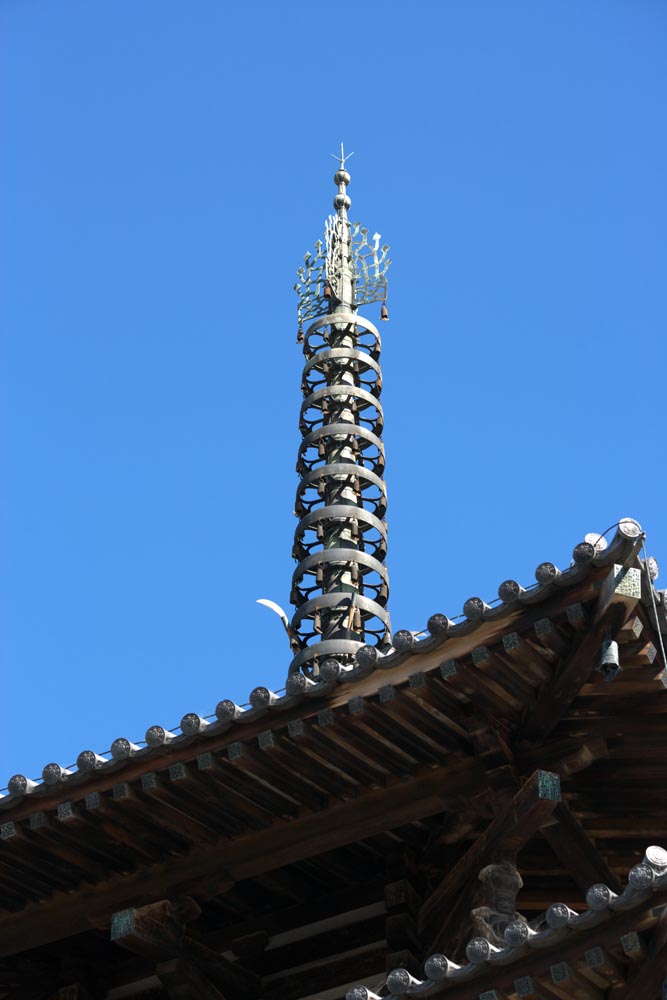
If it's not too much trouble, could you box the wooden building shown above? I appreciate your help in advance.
[2,160,667,999]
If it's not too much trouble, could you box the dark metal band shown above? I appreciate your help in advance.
[290,310,390,674]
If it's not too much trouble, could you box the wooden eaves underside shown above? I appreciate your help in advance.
[0,527,666,998]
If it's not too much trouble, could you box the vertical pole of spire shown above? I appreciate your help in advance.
[332,145,354,310]
[290,152,391,677]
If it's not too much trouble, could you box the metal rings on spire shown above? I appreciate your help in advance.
[290,155,391,677]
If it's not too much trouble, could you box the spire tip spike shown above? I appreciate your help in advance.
[330,142,354,170]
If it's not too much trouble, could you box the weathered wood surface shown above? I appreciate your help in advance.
[1,550,665,1000]
[323,574,603,707]
[516,735,609,779]
[407,897,667,1000]
[262,942,387,1000]
[521,562,642,742]
[419,770,561,954]
[581,945,625,990]
[207,878,386,950]
[542,803,621,893]
[512,979,567,999]
[611,905,667,1000]
[112,898,259,997]
[546,960,604,1000]
[156,958,225,1000]
[0,756,482,956]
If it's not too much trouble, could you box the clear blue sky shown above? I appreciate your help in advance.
[2,2,665,785]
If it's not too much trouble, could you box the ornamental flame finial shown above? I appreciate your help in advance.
[289,153,391,679]
[294,153,391,329]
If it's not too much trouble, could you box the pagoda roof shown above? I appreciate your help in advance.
[0,517,666,966]
[2,517,663,808]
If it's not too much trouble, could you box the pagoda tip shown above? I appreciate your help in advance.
[330,142,354,170]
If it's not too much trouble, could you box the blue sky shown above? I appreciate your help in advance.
[2,1,665,785]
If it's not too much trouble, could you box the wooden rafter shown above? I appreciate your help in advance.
[542,803,621,893]
[612,905,667,1000]
[0,756,483,957]
[520,561,642,742]
[156,958,226,1000]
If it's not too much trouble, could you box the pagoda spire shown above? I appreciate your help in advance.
[290,151,392,678]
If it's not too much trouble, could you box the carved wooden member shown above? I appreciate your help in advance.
[470,857,526,946]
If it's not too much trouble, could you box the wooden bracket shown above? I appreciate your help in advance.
[419,769,561,955]
[110,898,260,999]
[611,906,667,1000]
[521,560,642,742]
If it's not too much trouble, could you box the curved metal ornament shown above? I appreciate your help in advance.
[289,312,391,676]
[351,223,391,308]
[294,237,328,326]
[295,220,391,326]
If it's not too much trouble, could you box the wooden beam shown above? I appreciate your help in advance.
[611,906,667,1000]
[262,943,387,1000]
[209,878,385,949]
[258,727,359,801]
[226,739,327,811]
[27,809,114,883]
[278,720,363,797]
[83,790,162,860]
[156,958,226,1000]
[520,561,642,742]
[0,821,80,893]
[167,762,247,835]
[547,961,603,1000]
[468,719,518,806]
[106,782,188,855]
[515,736,609,779]
[419,769,561,954]
[139,772,221,845]
[0,971,56,999]
[581,945,625,990]
[541,803,622,893]
[383,875,421,976]
[111,899,259,998]
[110,898,192,961]
[261,914,386,976]
[620,930,647,962]
[0,756,483,957]
[512,978,565,1000]
[501,632,551,684]
[182,938,260,998]
[195,752,294,823]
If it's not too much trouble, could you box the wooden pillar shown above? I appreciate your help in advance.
[384,878,420,975]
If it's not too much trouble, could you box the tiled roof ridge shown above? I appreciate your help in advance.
[2,517,661,803]
[347,845,667,999]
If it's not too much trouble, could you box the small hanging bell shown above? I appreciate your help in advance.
[380,301,389,321]
[324,282,332,299]
[599,637,621,681]
[296,325,304,344]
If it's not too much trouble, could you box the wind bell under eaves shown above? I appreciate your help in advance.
[287,146,392,679]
